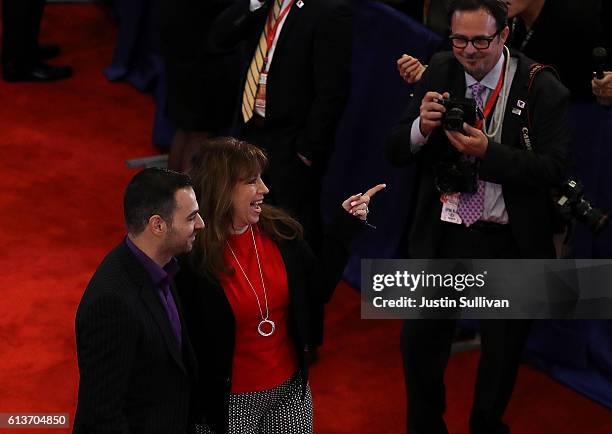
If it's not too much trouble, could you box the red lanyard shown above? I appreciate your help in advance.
[475,60,505,130]
[265,0,295,59]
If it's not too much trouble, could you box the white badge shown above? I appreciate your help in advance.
[512,107,522,115]
[517,100,525,109]
[254,72,268,113]
[440,193,462,224]
[297,0,304,8]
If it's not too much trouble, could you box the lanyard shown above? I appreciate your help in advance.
[475,60,505,130]
[511,19,534,52]
[265,0,295,60]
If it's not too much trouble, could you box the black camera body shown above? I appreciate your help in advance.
[556,179,609,234]
[434,97,482,133]
[432,97,483,193]
[434,159,479,194]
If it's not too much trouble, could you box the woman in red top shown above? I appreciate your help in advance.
[177,137,384,434]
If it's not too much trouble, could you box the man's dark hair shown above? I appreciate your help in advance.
[124,167,193,235]
[447,0,508,32]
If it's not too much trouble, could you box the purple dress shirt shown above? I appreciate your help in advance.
[125,237,182,349]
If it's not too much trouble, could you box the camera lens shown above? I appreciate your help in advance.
[575,200,609,234]
[444,107,465,132]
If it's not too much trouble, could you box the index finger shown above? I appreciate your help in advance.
[424,91,444,102]
[363,184,387,198]
[397,55,411,66]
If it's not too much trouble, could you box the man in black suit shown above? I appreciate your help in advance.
[210,0,352,250]
[387,1,570,433]
[73,168,204,434]
[1,0,72,82]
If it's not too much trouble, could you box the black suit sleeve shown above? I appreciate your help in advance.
[295,1,353,161]
[75,293,139,434]
[479,71,570,188]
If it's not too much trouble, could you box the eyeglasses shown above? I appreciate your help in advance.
[449,30,501,50]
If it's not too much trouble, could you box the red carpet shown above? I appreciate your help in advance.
[0,4,610,433]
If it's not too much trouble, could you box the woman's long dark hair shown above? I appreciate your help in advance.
[189,137,303,277]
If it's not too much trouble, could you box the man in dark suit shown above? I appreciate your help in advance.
[73,168,204,434]
[210,0,352,250]
[2,0,72,82]
[387,1,570,433]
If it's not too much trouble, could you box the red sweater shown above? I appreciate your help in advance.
[222,225,298,393]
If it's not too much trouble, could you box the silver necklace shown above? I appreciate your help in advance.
[484,46,511,139]
[226,225,275,337]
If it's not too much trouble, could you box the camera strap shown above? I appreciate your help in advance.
[521,63,561,141]
[520,63,570,244]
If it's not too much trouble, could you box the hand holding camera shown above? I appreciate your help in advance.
[418,91,450,136]
[445,123,489,158]
[420,90,488,158]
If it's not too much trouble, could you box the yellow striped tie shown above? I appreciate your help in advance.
[242,0,283,123]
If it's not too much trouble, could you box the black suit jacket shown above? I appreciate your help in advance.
[174,210,363,433]
[73,242,197,434]
[210,0,352,163]
[387,50,570,259]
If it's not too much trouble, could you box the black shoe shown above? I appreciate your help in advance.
[3,62,73,82]
[37,44,61,61]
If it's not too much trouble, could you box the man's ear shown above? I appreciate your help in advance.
[500,25,510,44]
[148,215,166,235]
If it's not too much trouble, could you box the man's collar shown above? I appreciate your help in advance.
[125,236,178,285]
[465,51,505,89]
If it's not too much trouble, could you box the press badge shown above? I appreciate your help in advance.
[254,72,268,115]
[440,193,462,224]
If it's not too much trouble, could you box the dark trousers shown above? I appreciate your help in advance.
[401,222,532,434]
[2,0,46,67]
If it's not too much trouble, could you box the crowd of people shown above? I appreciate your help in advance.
[7,0,602,433]
[397,0,612,105]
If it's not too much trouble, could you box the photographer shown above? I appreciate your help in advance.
[387,1,570,433]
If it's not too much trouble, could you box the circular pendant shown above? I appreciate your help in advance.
[258,319,276,337]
